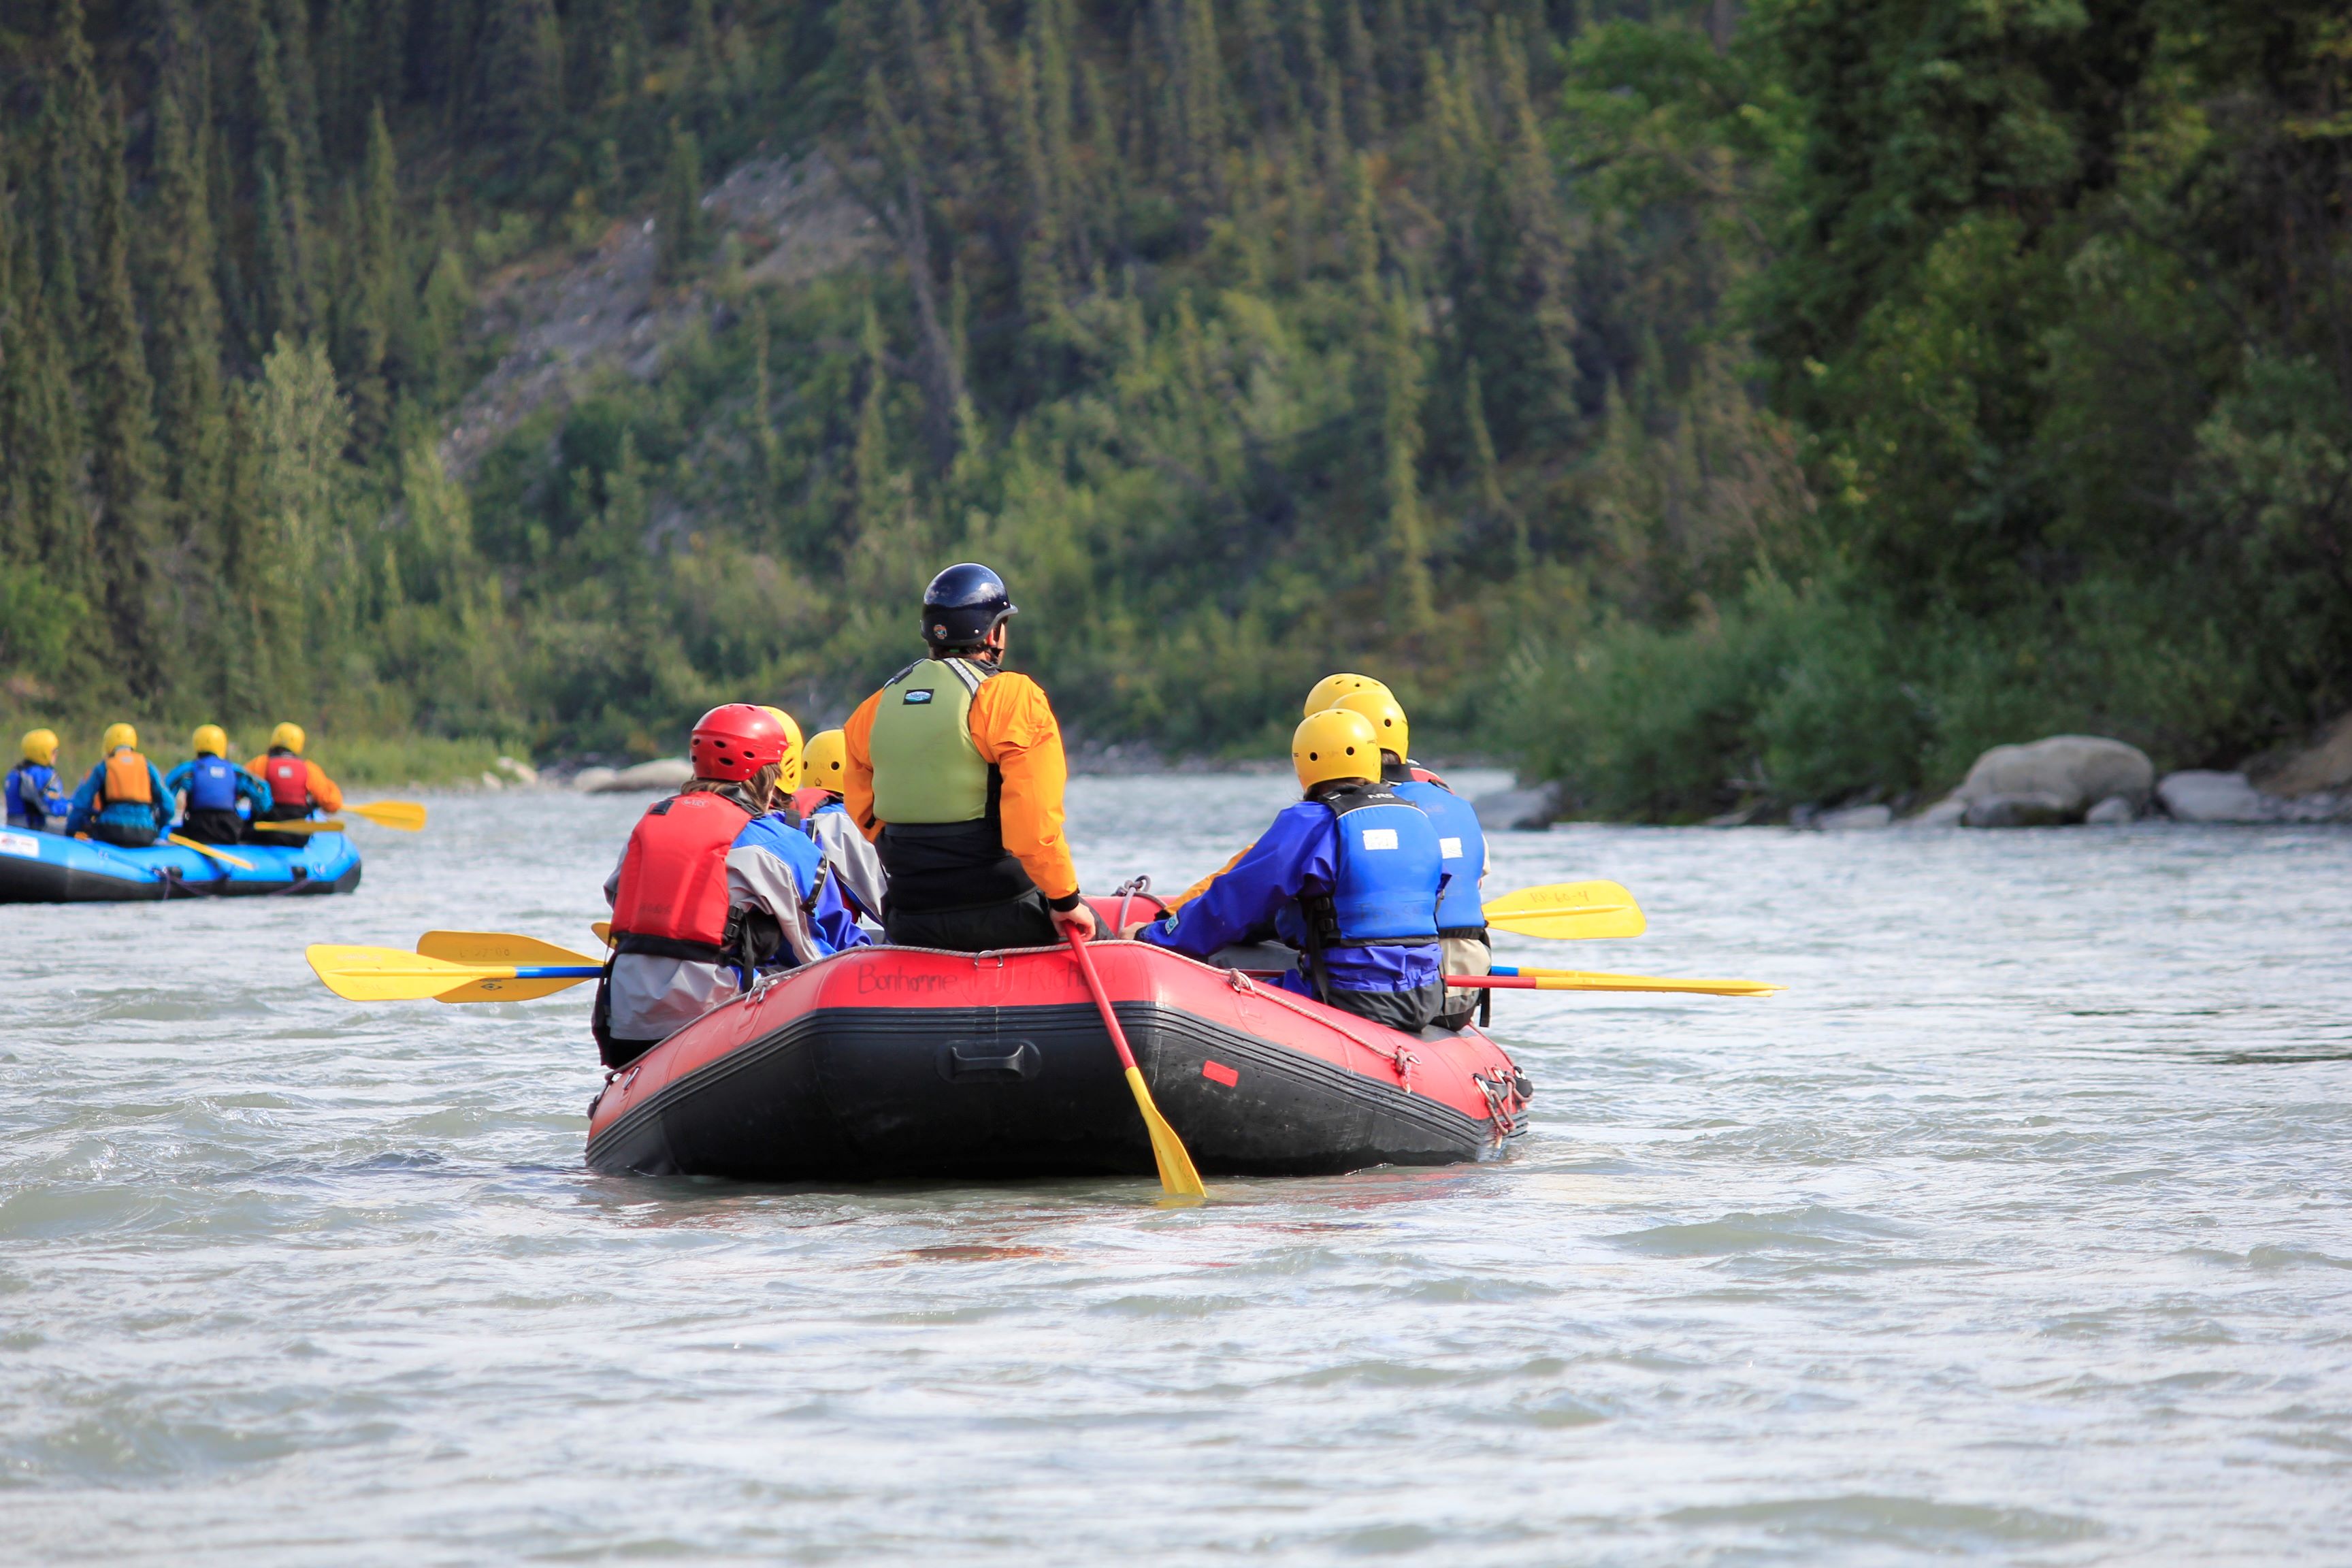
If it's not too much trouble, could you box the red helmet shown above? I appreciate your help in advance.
[689,704,787,782]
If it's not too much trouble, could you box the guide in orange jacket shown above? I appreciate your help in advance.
[841,563,1096,951]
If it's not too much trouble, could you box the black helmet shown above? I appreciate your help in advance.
[921,563,1017,649]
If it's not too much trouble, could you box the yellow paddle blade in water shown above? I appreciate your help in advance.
[306,945,493,1000]
[417,930,601,967]
[304,944,601,1003]
[1482,879,1646,940]
[349,801,427,831]
[1125,1066,1209,1203]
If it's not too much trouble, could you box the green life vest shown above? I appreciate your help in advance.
[869,657,993,823]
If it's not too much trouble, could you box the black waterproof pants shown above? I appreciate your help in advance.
[179,808,246,845]
[88,819,159,848]
[1323,978,1448,1033]
[884,889,1060,952]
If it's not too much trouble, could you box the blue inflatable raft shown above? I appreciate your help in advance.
[0,826,363,902]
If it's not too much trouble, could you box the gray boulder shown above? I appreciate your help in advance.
[1963,791,2071,828]
[2157,771,2276,823]
[1911,796,1968,828]
[2083,794,2137,826]
[580,757,695,793]
[1473,781,1561,832]
[1818,803,1893,831]
[1954,735,2155,821]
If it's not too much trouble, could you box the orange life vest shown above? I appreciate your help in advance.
[101,750,152,805]
[608,792,755,959]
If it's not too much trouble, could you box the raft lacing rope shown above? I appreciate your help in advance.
[1224,965,1422,1093]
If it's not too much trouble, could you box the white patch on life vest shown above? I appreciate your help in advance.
[0,831,39,859]
[1439,836,1463,859]
[1360,827,1399,851]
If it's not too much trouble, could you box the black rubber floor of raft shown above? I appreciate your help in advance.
[586,1001,1496,1181]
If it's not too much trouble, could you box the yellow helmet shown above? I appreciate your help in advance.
[1303,672,1392,718]
[101,722,137,753]
[191,724,229,757]
[802,728,848,791]
[1292,708,1380,791]
[20,728,57,766]
[270,722,306,753]
[1334,688,1409,762]
[757,706,804,783]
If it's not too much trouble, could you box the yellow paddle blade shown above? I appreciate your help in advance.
[1492,968,1782,997]
[247,819,346,834]
[417,930,602,967]
[306,945,493,1001]
[1124,1066,1207,1202]
[167,833,256,870]
[1483,879,1645,940]
[431,975,595,1003]
[591,921,613,947]
[350,800,427,831]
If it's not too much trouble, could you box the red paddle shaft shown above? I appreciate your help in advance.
[1066,931,1143,1072]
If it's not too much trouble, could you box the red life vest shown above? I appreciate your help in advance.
[261,754,312,816]
[609,791,755,958]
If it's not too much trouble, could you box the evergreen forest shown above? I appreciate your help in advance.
[0,0,2344,814]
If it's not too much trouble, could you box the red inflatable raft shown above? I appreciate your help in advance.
[585,928,1533,1182]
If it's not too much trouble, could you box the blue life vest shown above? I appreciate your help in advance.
[5,762,58,824]
[1392,778,1486,936]
[1313,783,1443,946]
[186,756,241,813]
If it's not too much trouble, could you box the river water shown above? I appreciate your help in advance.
[2,777,2347,1564]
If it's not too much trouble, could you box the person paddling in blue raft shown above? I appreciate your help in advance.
[1122,706,1450,1032]
[65,723,173,848]
[163,725,273,845]
[5,730,70,831]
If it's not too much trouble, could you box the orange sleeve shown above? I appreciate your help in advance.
[968,673,1078,902]
[840,689,885,843]
[308,762,344,813]
[1162,843,1254,913]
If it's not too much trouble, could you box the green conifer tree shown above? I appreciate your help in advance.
[252,20,316,344]
[145,92,231,559]
[475,0,564,176]
[0,180,91,608]
[1341,0,1384,146]
[657,124,707,281]
[86,94,172,696]
[45,0,105,365]
[344,103,401,448]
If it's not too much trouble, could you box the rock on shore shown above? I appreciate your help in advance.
[2157,770,2352,823]
[1920,735,2154,827]
[1472,781,1561,832]
[574,757,695,793]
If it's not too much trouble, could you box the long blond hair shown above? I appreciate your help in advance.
[683,761,784,813]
